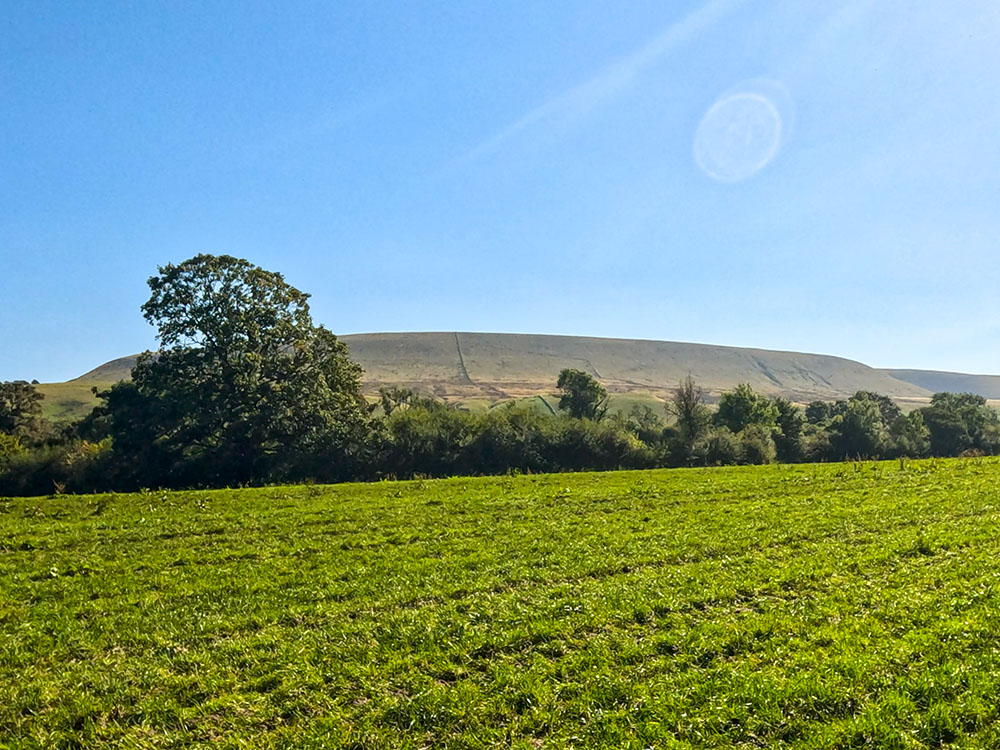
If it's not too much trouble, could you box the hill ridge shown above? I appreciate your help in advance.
[65,331,926,400]
[40,331,1000,422]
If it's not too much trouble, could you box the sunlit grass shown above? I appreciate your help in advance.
[4,458,1000,747]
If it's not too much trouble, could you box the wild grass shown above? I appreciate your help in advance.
[3,458,1000,748]
[33,382,106,423]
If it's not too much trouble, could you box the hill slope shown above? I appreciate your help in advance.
[341,332,931,402]
[880,369,1000,400]
[59,332,932,417]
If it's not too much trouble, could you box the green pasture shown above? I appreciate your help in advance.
[4,459,1000,747]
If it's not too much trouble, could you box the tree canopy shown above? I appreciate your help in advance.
[102,254,369,486]
[556,368,609,421]
[0,381,44,441]
[714,383,778,434]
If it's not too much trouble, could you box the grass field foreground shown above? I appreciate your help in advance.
[4,459,1000,748]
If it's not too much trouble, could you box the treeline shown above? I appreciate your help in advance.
[2,254,999,496]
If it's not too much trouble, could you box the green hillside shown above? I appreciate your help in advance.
[53,332,940,423]
[34,382,107,423]
[6,459,1000,747]
[68,356,137,385]
[881,369,1000,400]
[47,332,1000,424]
[342,332,932,402]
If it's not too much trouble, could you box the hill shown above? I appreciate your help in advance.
[45,331,1000,422]
[68,355,138,385]
[62,330,927,400]
[341,332,931,402]
[880,369,1000,400]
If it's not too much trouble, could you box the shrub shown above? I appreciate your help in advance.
[691,427,739,466]
[738,425,777,465]
[0,433,25,468]
[0,439,113,496]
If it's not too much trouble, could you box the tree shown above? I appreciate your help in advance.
[738,424,777,465]
[556,369,609,421]
[919,392,1000,457]
[773,397,805,462]
[377,386,421,417]
[0,433,24,469]
[805,401,835,425]
[0,381,45,441]
[620,404,665,444]
[667,376,711,460]
[692,427,739,466]
[889,410,930,458]
[103,254,371,487]
[828,397,888,458]
[851,391,903,426]
[714,383,778,434]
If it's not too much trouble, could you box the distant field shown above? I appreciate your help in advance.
[34,382,107,423]
[5,460,1000,747]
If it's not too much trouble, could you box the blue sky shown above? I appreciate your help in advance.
[3,1,1000,382]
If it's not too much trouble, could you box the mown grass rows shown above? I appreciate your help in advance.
[3,459,1000,748]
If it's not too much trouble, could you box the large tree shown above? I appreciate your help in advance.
[772,396,805,462]
[103,254,370,486]
[667,375,711,457]
[828,397,888,458]
[556,368,609,421]
[714,383,778,434]
[919,392,1000,457]
[0,381,44,441]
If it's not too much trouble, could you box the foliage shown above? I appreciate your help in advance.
[0,439,112,496]
[714,383,778,434]
[772,396,805,462]
[805,400,841,424]
[691,426,740,466]
[376,402,654,479]
[618,404,666,443]
[919,392,1000,457]
[101,255,370,487]
[376,386,433,416]
[0,381,45,442]
[378,401,475,478]
[667,376,711,461]
[737,424,777,464]
[888,410,931,459]
[555,368,609,421]
[801,422,835,462]
[824,391,915,460]
[828,397,888,459]
[466,404,558,475]
[0,433,25,468]
[8,460,1000,746]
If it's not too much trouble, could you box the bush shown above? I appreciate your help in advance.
[552,418,655,472]
[0,433,25,469]
[379,404,476,478]
[801,424,835,463]
[738,425,776,465]
[0,439,113,496]
[691,427,739,466]
[467,405,557,475]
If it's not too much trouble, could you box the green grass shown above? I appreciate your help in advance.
[34,382,107,423]
[5,459,1000,748]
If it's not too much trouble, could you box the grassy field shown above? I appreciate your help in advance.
[4,460,1000,748]
[34,382,107,424]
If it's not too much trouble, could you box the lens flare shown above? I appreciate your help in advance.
[694,82,791,183]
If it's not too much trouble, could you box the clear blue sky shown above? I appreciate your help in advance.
[3,1,1000,382]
